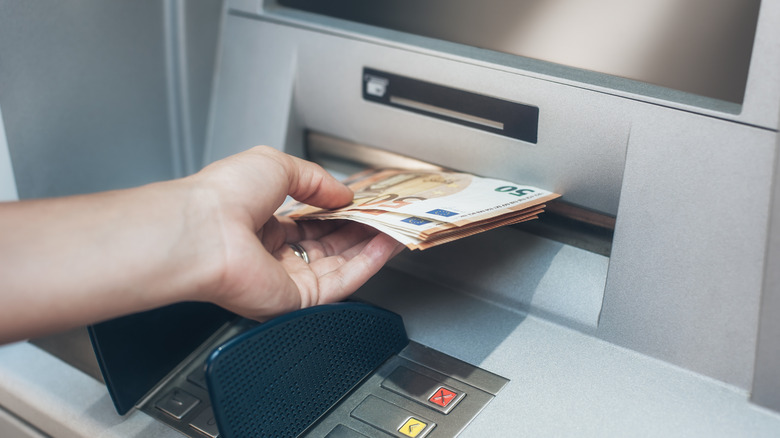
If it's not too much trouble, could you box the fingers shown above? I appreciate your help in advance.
[274,215,346,244]
[270,221,403,307]
[312,232,403,304]
[265,147,353,209]
[270,220,388,267]
[280,230,402,304]
[303,223,384,261]
[276,217,379,254]
[195,146,352,229]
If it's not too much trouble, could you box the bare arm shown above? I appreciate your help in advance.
[0,146,402,344]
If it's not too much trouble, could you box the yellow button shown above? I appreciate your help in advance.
[399,417,427,437]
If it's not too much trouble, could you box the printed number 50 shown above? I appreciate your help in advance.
[495,186,535,197]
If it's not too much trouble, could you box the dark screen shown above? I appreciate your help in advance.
[278,0,761,104]
[89,302,234,414]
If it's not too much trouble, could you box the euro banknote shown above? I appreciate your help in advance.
[279,168,560,250]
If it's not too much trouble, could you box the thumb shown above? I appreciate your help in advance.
[280,152,353,209]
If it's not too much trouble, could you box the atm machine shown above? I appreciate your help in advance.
[1,0,780,437]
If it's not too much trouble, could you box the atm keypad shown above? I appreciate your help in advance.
[302,341,508,437]
[143,341,506,437]
[381,366,466,414]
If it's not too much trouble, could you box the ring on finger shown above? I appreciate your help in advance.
[288,242,310,264]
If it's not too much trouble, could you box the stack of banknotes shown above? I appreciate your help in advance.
[279,168,560,250]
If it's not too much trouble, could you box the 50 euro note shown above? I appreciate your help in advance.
[278,168,560,250]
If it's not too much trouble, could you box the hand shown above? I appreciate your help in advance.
[187,146,403,321]
[0,145,402,343]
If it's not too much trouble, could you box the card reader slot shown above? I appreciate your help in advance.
[363,68,538,143]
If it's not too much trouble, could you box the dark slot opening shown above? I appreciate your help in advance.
[363,68,539,143]
[304,132,614,256]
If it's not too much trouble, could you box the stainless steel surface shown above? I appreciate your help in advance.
[598,106,776,390]
[751,120,780,413]
[325,425,369,438]
[397,343,507,397]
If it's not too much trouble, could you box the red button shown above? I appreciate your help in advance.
[428,387,458,407]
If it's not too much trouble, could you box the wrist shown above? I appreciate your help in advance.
[158,177,229,306]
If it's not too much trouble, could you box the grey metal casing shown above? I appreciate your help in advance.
[0,0,777,436]
[206,0,780,430]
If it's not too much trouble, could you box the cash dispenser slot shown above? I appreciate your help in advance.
[362,68,539,143]
[305,132,615,256]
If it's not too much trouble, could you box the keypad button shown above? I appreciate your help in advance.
[155,388,200,420]
[428,386,458,408]
[398,417,428,437]
[351,395,435,438]
[381,366,466,414]
[325,424,370,438]
[189,406,220,437]
[187,367,208,389]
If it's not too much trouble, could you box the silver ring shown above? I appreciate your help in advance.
[289,243,309,264]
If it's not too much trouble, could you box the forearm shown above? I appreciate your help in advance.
[0,179,220,343]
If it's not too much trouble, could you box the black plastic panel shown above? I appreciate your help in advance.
[88,302,234,415]
[206,302,408,438]
[363,68,539,143]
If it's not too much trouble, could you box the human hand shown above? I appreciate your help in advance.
[0,145,401,343]
[188,146,403,321]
